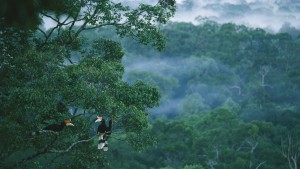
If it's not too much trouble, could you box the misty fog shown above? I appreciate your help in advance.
[174,0,300,32]
[122,55,236,118]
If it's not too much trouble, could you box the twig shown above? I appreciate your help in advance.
[83,22,128,31]
[39,130,60,135]
[74,5,100,38]
[255,161,266,169]
[41,12,60,23]
[37,27,47,39]
[49,135,96,153]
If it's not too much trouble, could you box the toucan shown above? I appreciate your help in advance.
[43,119,75,132]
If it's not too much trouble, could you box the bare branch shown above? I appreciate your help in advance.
[41,12,60,23]
[61,15,71,25]
[40,25,60,44]
[83,22,128,31]
[64,17,86,26]
[208,159,217,169]
[255,161,266,169]
[281,135,300,169]
[259,65,272,88]
[37,28,47,39]
[40,12,72,43]
[49,136,96,153]
[75,4,101,38]
[72,108,79,116]
[245,139,258,153]
[39,130,60,135]
[67,58,76,65]
[69,14,80,36]
[57,15,71,37]
[236,141,245,151]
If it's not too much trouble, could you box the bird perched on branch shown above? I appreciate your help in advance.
[95,116,113,151]
[43,119,75,132]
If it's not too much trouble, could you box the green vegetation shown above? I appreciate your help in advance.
[103,22,300,168]
[1,1,300,168]
[0,1,175,168]
[122,22,300,124]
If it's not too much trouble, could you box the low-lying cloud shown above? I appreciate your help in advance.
[174,0,300,32]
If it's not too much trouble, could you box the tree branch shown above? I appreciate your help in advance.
[75,5,100,38]
[39,130,60,135]
[67,58,76,65]
[41,12,60,23]
[255,161,266,169]
[49,135,96,153]
[83,22,128,31]
[42,25,60,44]
[281,135,300,169]
[57,15,71,37]
[246,139,258,153]
[68,5,85,34]
[37,27,48,39]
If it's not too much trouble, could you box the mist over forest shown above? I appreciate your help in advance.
[120,22,300,122]
[175,0,300,32]
[84,20,300,168]
[110,0,300,33]
[1,0,300,169]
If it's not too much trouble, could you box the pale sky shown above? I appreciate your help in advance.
[42,0,300,32]
[173,0,300,32]
[116,0,300,32]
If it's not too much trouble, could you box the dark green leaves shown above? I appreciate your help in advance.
[0,0,178,167]
[91,38,124,61]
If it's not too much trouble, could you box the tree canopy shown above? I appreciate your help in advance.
[101,21,300,169]
[0,0,176,168]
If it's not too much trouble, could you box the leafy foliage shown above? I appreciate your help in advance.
[0,0,176,168]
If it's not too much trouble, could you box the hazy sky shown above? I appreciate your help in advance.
[174,0,300,32]
[42,0,300,32]
[121,0,300,32]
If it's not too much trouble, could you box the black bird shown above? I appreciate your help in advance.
[95,116,112,134]
[95,116,113,151]
[95,116,108,134]
[43,119,74,132]
[104,119,113,140]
